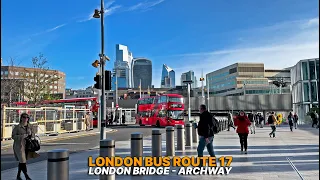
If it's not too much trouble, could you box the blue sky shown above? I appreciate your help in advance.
[1,0,319,89]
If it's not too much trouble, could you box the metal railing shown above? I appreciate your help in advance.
[1,106,91,141]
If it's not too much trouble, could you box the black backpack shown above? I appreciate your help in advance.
[211,116,220,134]
[267,115,274,125]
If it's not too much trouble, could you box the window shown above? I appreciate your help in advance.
[310,82,317,102]
[168,110,184,120]
[229,67,237,74]
[302,62,309,80]
[303,82,310,102]
[160,96,167,103]
[316,60,319,80]
[15,72,19,76]
[309,60,316,80]
[54,86,57,89]
[157,110,167,117]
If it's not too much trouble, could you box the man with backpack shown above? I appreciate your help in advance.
[196,104,216,162]
[268,112,277,138]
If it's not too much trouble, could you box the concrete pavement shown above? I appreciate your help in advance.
[1,128,159,171]
[1,125,318,180]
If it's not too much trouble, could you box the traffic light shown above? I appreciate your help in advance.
[105,70,111,90]
[200,77,205,81]
[94,75,101,89]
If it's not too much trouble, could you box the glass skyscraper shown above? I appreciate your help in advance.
[161,64,175,88]
[181,70,197,88]
[112,44,133,90]
[132,58,152,89]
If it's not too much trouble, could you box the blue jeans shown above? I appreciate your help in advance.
[197,136,215,157]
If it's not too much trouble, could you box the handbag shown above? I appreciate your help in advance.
[25,127,41,152]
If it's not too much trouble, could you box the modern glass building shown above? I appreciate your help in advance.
[181,70,197,88]
[291,58,319,122]
[131,58,152,89]
[112,44,133,89]
[161,64,175,88]
[205,63,291,96]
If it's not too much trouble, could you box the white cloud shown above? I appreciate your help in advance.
[45,24,67,33]
[127,0,165,11]
[153,17,319,87]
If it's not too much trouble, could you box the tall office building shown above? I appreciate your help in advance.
[132,58,152,89]
[181,70,197,88]
[161,64,175,88]
[112,44,133,90]
[291,58,319,123]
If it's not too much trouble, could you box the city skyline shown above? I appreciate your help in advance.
[1,0,318,89]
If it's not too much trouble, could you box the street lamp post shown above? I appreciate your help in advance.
[93,0,108,140]
[183,80,193,123]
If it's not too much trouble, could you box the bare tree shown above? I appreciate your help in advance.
[20,53,60,105]
[1,57,24,106]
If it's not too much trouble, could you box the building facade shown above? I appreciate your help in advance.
[181,70,197,88]
[161,64,175,88]
[65,86,99,99]
[131,58,152,89]
[1,66,66,103]
[112,44,133,89]
[291,58,319,122]
[206,63,291,96]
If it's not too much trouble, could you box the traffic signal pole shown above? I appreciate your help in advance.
[99,0,106,140]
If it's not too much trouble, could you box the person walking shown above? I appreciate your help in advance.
[287,112,294,132]
[84,112,91,131]
[248,112,256,134]
[293,113,299,129]
[122,113,126,125]
[227,112,236,131]
[12,113,40,180]
[196,104,216,163]
[234,111,251,154]
[268,112,277,138]
[310,111,319,128]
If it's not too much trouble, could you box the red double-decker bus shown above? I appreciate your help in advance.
[136,97,155,125]
[137,94,185,127]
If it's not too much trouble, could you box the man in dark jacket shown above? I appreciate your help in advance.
[196,104,215,159]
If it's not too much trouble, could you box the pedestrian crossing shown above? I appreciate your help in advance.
[1,126,318,180]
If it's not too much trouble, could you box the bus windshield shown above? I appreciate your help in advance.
[168,110,184,120]
[168,97,183,103]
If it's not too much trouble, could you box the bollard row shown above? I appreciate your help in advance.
[46,119,230,180]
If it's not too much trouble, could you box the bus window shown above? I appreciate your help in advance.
[158,110,167,117]
[160,96,167,103]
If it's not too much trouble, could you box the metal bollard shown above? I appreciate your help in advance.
[176,125,185,151]
[100,139,115,180]
[152,129,162,157]
[131,132,143,157]
[192,122,198,143]
[185,123,192,147]
[47,149,69,180]
[166,127,175,156]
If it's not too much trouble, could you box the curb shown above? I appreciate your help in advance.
[1,129,117,150]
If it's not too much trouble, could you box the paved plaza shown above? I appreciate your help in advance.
[1,125,319,180]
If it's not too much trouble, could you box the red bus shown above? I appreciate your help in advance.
[137,94,185,127]
[136,97,155,125]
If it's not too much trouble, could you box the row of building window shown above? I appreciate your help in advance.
[237,80,269,85]
[301,60,319,81]
[245,89,290,94]
[238,67,264,72]
[303,81,318,102]
[1,71,61,78]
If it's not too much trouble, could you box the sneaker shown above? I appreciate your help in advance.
[244,150,247,154]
